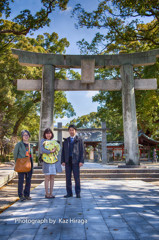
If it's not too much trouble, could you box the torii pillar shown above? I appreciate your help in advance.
[40,65,55,140]
[120,64,139,165]
[12,49,159,166]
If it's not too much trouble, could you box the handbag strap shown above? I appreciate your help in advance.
[29,143,31,154]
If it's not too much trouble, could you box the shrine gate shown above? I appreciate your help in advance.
[12,49,159,165]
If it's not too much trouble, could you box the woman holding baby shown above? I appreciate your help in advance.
[40,128,62,198]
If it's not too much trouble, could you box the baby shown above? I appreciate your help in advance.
[42,140,60,164]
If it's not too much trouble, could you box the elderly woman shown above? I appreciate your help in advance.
[40,128,62,198]
[13,130,33,201]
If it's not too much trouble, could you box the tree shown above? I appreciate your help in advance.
[0,0,69,52]
[0,1,76,156]
[72,0,159,140]
[0,30,75,148]
[72,0,159,53]
[0,0,69,35]
[68,112,101,128]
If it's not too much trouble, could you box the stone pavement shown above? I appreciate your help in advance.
[1,179,159,240]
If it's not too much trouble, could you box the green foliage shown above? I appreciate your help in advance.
[93,91,123,141]
[0,1,75,148]
[72,0,159,141]
[67,69,81,80]
[0,0,70,53]
[0,29,75,143]
[68,112,101,128]
[72,0,159,53]
[0,0,69,35]
[54,91,75,119]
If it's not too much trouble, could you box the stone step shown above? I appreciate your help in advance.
[10,168,159,185]
[13,172,159,179]
[11,177,159,184]
[12,172,159,181]
[32,173,159,178]
[33,169,159,174]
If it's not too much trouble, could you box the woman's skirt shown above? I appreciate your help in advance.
[42,162,56,175]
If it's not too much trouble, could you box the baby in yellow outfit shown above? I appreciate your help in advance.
[42,140,60,164]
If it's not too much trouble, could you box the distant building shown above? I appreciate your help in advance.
[78,131,159,161]
[138,130,159,161]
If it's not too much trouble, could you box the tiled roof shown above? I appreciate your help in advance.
[138,130,159,145]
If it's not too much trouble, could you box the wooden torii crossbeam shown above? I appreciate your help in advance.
[12,48,159,166]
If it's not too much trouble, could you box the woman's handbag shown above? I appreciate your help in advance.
[14,144,31,172]
[14,156,31,172]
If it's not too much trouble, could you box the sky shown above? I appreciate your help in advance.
[8,0,103,126]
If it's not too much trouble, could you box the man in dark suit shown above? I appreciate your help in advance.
[61,125,84,198]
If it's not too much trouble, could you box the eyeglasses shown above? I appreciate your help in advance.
[23,134,29,137]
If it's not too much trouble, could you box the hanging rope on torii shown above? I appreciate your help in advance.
[12,48,159,166]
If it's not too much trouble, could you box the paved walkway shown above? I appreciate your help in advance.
[1,179,159,240]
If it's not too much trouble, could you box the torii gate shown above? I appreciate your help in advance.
[12,49,159,166]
